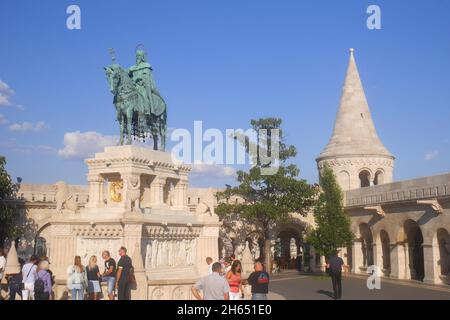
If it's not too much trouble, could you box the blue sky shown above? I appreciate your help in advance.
[0,0,449,187]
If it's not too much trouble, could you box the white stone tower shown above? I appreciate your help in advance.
[316,49,395,191]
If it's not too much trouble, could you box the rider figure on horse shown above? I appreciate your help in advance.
[128,49,157,116]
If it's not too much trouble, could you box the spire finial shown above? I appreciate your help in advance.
[349,48,355,56]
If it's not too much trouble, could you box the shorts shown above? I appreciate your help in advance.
[102,276,116,294]
[87,280,101,293]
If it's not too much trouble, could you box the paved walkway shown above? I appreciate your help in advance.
[268,271,450,300]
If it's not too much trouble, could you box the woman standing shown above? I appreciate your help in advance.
[86,255,101,300]
[67,256,87,300]
[226,260,244,300]
[35,260,53,300]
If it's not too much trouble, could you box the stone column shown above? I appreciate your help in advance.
[319,255,326,272]
[373,242,382,270]
[196,225,220,276]
[352,240,363,274]
[86,174,104,208]
[48,224,75,284]
[423,241,441,284]
[173,179,188,210]
[390,242,408,279]
[150,177,165,207]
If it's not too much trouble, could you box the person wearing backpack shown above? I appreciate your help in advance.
[21,255,39,300]
[67,256,88,300]
[35,260,53,300]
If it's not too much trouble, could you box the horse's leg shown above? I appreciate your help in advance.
[160,112,167,151]
[118,112,125,145]
[126,107,133,145]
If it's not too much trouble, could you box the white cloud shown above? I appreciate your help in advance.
[0,139,56,154]
[425,150,439,161]
[191,162,236,178]
[0,114,7,124]
[8,121,47,132]
[0,80,15,106]
[58,131,117,159]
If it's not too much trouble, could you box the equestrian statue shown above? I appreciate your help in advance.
[104,45,167,150]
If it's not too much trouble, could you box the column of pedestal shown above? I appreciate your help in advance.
[123,223,147,299]
[352,240,363,274]
[196,226,219,276]
[48,224,75,298]
[86,175,104,208]
[150,177,165,208]
[173,179,188,210]
[423,239,441,284]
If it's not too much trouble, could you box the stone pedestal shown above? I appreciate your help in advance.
[45,145,219,299]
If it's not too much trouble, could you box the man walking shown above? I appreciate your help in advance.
[191,262,230,300]
[327,251,344,300]
[115,247,133,300]
[247,262,270,300]
[102,251,116,300]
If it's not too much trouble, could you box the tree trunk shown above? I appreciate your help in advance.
[264,238,272,273]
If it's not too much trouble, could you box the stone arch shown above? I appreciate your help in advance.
[373,169,385,186]
[358,169,372,188]
[436,228,450,280]
[403,219,425,281]
[274,226,303,270]
[359,223,374,268]
[33,222,51,259]
[337,170,350,191]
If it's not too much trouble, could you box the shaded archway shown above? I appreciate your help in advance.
[276,228,302,269]
[437,229,450,280]
[379,230,391,275]
[359,223,374,268]
[404,220,424,281]
[359,170,371,188]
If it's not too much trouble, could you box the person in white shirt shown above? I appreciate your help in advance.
[21,255,39,300]
[206,257,213,275]
[0,248,7,282]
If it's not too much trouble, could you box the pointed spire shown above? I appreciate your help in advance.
[3,241,21,276]
[318,49,393,159]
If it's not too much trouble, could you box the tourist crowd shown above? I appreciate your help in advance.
[192,255,270,300]
[1,245,270,301]
[0,246,134,300]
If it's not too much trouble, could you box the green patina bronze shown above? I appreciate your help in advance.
[104,46,167,150]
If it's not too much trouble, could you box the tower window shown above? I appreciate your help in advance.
[359,170,371,188]
[361,113,364,119]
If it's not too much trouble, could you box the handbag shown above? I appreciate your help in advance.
[20,265,34,291]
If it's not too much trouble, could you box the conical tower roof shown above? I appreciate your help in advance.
[318,49,393,160]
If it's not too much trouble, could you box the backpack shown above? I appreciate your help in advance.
[34,273,45,294]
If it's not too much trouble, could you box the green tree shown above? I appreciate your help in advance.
[216,118,317,270]
[306,164,354,260]
[0,156,22,246]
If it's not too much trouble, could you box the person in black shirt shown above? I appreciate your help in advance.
[247,262,269,300]
[102,250,117,300]
[86,256,101,300]
[115,246,133,300]
[327,251,345,300]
